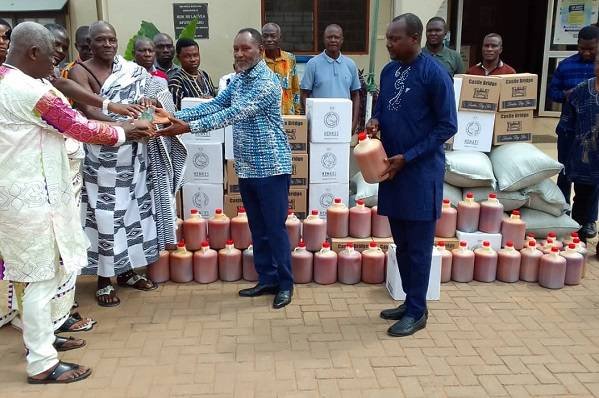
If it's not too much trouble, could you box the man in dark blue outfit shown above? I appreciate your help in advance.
[367,14,457,337]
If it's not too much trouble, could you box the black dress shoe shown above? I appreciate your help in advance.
[238,283,279,297]
[273,289,293,309]
[582,223,598,239]
[380,303,407,320]
[380,304,428,321]
[387,313,427,337]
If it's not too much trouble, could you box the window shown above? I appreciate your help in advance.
[262,0,370,54]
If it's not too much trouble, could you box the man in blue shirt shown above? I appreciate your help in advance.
[155,29,294,309]
[550,25,599,241]
[300,24,361,132]
[367,14,457,337]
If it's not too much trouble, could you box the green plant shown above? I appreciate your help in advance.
[123,17,199,62]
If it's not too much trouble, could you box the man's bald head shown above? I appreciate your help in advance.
[323,24,344,57]
[5,21,55,78]
[262,22,280,34]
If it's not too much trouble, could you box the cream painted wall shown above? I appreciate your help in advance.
[66,0,394,85]
[393,0,448,45]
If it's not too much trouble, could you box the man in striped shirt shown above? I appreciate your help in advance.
[550,25,599,240]
[156,28,294,309]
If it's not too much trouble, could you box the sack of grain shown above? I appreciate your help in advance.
[444,151,496,188]
[523,179,569,217]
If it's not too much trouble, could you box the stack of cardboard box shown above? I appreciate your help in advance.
[180,98,225,220]
[451,73,538,152]
[306,98,351,218]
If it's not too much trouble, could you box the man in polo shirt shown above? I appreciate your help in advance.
[300,24,361,133]
[422,17,464,76]
[466,33,516,76]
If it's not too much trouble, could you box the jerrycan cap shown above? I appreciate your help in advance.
[488,193,497,199]
[437,241,445,247]
[459,241,467,247]
[571,232,579,238]
[177,240,186,248]
[226,239,234,246]
[334,198,342,204]
[547,231,557,238]
[322,241,331,249]
[190,209,199,215]
[288,209,294,216]
[356,199,365,206]
[442,199,450,204]
[358,131,367,141]
[568,243,576,249]
[528,240,536,247]
[311,209,319,216]
[201,241,210,248]
[573,237,581,244]
[482,241,491,247]
[505,241,514,248]
[551,247,559,253]
[215,208,223,215]
[298,239,306,248]
[238,207,246,214]
[465,192,474,199]
[369,241,378,248]
[512,210,520,216]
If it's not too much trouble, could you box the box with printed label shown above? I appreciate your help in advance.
[288,189,307,219]
[434,237,460,251]
[493,110,533,145]
[180,97,225,143]
[223,194,244,218]
[455,230,502,251]
[387,244,441,300]
[309,183,349,218]
[497,73,538,111]
[306,98,352,143]
[292,153,309,188]
[184,143,223,184]
[455,74,501,113]
[224,125,234,160]
[453,111,495,152]
[182,183,224,219]
[330,237,394,254]
[309,143,350,184]
[283,115,308,153]
[225,160,239,193]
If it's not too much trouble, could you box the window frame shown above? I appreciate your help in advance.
[261,0,370,55]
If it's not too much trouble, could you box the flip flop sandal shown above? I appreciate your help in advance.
[95,285,120,307]
[117,273,157,291]
[56,314,94,333]
[71,300,79,310]
[54,336,86,352]
[71,312,97,326]
[27,361,92,384]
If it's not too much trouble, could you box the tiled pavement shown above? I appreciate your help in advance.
[1,255,598,398]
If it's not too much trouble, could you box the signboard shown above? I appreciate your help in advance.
[553,0,599,44]
[173,3,209,39]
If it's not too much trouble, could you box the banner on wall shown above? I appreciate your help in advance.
[553,0,599,44]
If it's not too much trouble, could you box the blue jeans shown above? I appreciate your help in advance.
[238,174,293,290]
[388,218,436,319]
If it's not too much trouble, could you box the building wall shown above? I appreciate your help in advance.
[65,0,394,85]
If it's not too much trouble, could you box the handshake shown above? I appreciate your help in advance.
[119,106,191,141]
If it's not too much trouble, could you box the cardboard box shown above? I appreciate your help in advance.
[493,110,533,145]
[180,98,225,144]
[283,115,308,153]
[224,125,234,160]
[288,189,307,219]
[309,183,349,218]
[184,143,223,184]
[497,73,538,111]
[330,237,394,254]
[453,111,495,152]
[386,244,441,301]
[434,236,460,251]
[223,194,244,218]
[225,160,239,193]
[292,153,309,188]
[309,143,350,184]
[455,74,501,112]
[306,98,352,143]
[456,230,502,251]
[182,183,224,219]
